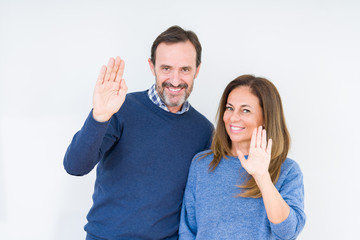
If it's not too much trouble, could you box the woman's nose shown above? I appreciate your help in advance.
[230,112,241,122]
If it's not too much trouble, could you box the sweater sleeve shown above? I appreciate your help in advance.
[179,157,198,240]
[63,110,121,176]
[270,161,306,240]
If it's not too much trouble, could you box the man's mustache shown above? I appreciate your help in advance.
[162,82,188,89]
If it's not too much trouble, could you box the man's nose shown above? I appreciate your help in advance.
[170,70,181,86]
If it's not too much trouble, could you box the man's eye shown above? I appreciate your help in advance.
[182,68,190,72]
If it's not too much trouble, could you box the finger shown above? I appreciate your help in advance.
[96,65,107,85]
[110,56,121,82]
[256,126,262,148]
[250,127,257,148]
[118,78,128,94]
[115,58,125,83]
[104,57,115,82]
[266,139,273,155]
[261,129,267,149]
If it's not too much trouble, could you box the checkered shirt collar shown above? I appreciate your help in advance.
[147,84,190,114]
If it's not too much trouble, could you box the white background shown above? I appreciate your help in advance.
[1,0,359,239]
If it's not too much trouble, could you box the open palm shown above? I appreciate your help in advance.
[237,126,272,178]
[93,56,127,122]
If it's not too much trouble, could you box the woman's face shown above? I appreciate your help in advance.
[223,86,264,154]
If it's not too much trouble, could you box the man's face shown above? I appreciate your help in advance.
[149,41,200,112]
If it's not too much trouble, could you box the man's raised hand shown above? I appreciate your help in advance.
[93,56,127,122]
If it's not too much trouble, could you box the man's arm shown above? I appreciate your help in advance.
[63,57,127,176]
[179,159,198,240]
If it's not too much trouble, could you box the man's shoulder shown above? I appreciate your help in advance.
[188,106,213,128]
[112,91,149,120]
[126,90,147,100]
[120,90,148,108]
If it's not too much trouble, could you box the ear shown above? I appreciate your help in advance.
[194,63,201,79]
[148,58,155,76]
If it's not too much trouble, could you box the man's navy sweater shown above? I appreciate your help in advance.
[64,91,213,239]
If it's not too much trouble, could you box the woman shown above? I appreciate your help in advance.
[179,75,306,239]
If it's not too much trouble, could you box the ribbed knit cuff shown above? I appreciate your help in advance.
[270,207,298,239]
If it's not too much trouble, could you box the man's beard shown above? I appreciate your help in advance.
[156,80,193,107]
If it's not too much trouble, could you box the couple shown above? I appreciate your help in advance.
[64,26,306,239]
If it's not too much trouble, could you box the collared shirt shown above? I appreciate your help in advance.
[147,84,190,114]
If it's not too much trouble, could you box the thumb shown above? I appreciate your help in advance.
[119,78,128,94]
[236,149,246,166]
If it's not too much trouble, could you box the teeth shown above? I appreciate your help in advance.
[169,87,181,92]
[231,126,243,130]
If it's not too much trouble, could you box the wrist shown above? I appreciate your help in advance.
[92,111,111,122]
[253,171,271,188]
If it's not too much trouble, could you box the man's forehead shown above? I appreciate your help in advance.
[156,41,196,55]
[155,41,197,65]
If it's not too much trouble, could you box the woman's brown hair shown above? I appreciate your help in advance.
[207,75,290,198]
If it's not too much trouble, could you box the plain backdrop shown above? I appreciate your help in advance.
[1,0,359,239]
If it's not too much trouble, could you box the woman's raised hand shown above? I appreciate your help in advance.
[92,56,127,122]
[237,126,272,180]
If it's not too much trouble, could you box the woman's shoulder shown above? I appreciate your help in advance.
[282,158,302,172]
[279,157,304,182]
[193,149,213,159]
[190,150,214,167]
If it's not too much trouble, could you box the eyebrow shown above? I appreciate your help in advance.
[182,66,192,70]
[160,64,171,68]
[226,103,253,108]
[159,64,192,69]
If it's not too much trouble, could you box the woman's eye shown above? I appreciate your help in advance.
[242,109,250,113]
[225,106,233,111]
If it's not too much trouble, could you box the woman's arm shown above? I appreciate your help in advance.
[237,126,305,239]
[254,172,290,223]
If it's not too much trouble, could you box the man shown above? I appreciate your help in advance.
[64,26,213,240]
